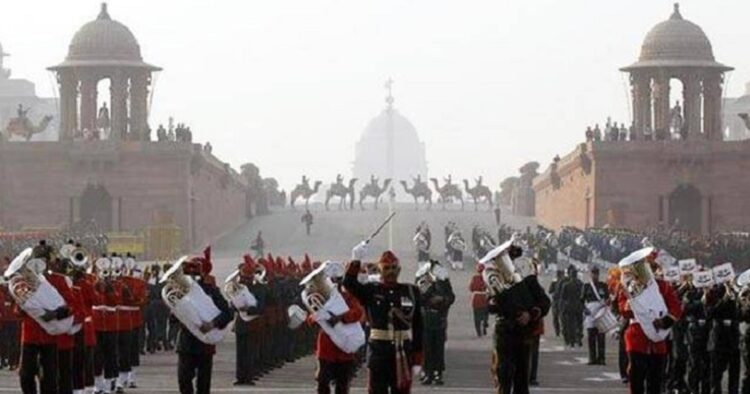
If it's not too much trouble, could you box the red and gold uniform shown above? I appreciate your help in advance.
[72,272,100,392]
[93,273,121,388]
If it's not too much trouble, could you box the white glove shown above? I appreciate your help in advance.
[411,365,422,378]
[313,309,331,323]
[352,241,368,260]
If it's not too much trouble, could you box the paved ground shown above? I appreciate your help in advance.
[0,204,628,393]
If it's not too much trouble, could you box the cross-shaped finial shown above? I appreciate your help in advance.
[384,78,395,109]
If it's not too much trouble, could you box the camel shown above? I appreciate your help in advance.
[463,179,493,211]
[290,180,322,209]
[359,178,391,210]
[430,178,464,210]
[739,113,750,131]
[400,179,432,210]
[4,115,53,141]
[325,178,358,210]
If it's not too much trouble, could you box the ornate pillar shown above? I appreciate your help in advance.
[58,71,78,140]
[110,73,128,141]
[682,75,701,138]
[79,76,98,134]
[703,73,724,141]
[652,76,670,133]
[632,73,652,139]
[128,73,149,141]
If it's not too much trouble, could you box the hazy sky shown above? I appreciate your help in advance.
[2,0,749,191]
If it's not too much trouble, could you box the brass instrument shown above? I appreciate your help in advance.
[111,257,124,277]
[413,231,429,255]
[95,257,112,280]
[254,263,267,284]
[479,238,522,296]
[3,248,74,335]
[415,262,448,294]
[160,256,230,344]
[447,231,466,252]
[735,268,750,307]
[222,269,259,322]
[296,261,365,354]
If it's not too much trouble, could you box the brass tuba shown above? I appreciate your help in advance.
[160,256,230,344]
[735,268,750,307]
[222,269,259,322]
[295,261,365,354]
[479,238,522,296]
[4,248,74,335]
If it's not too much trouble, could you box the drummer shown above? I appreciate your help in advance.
[582,265,609,365]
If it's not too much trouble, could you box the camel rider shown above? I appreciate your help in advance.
[336,174,344,185]
[370,175,378,187]
[444,175,452,186]
[302,175,310,189]
[476,176,483,186]
[413,175,422,185]
[17,104,28,119]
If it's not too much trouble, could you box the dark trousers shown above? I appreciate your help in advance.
[562,309,582,346]
[473,308,488,337]
[94,331,118,379]
[20,343,58,394]
[423,328,446,374]
[57,349,72,394]
[587,328,605,364]
[235,332,251,382]
[117,330,132,374]
[177,352,213,394]
[628,352,665,394]
[317,359,354,394]
[368,360,408,394]
[689,341,711,394]
[743,334,750,394]
[72,333,85,390]
[1,321,20,367]
[618,332,628,380]
[668,325,688,392]
[130,329,141,367]
[529,335,540,383]
[712,348,740,394]
[494,324,531,394]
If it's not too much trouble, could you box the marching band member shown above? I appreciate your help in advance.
[110,254,134,394]
[705,264,740,394]
[685,266,711,394]
[69,246,100,394]
[93,256,121,394]
[231,255,267,386]
[616,248,682,394]
[173,256,233,394]
[122,256,148,390]
[482,239,550,394]
[469,264,489,337]
[14,242,72,393]
[306,261,364,394]
[582,265,609,365]
[417,261,454,385]
[344,246,423,394]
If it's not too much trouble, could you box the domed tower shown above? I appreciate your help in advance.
[622,3,732,141]
[352,80,428,195]
[48,3,160,141]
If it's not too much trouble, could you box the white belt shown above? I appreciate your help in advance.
[721,320,734,327]
[3,302,11,307]
[84,317,93,323]
[117,306,139,312]
[92,305,117,312]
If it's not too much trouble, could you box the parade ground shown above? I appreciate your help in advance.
[0,205,627,393]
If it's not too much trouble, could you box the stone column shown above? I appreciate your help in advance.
[652,76,670,133]
[682,75,701,138]
[632,73,652,139]
[79,76,98,134]
[703,74,723,141]
[58,72,78,140]
[129,73,149,141]
[110,73,129,141]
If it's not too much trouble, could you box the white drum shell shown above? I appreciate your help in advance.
[593,307,618,333]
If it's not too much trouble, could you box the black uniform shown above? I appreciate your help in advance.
[581,279,608,365]
[344,261,423,394]
[175,280,233,394]
[560,271,584,347]
[668,282,690,393]
[684,287,711,394]
[706,285,740,394]
[488,275,551,394]
[420,278,455,384]
[547,273,564,337]
[233,282,267,385]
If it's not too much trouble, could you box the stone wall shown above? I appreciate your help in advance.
[0,140,247,252]
[533,140,750,234]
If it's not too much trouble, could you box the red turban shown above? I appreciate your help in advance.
[240,255,256,277]
[476,263,485,273]
[378,250,399,266]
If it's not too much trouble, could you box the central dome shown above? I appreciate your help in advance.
[623,4,730,71]
[50,3,159,70]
